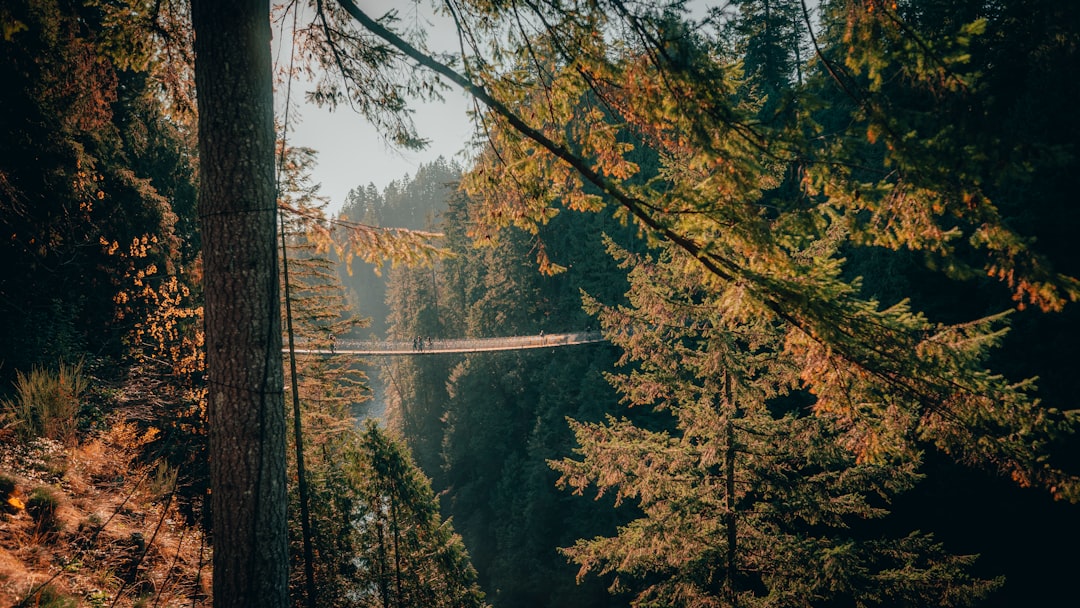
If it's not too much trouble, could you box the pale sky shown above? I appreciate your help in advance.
[287,90,474,211]
[274,0,729,211]
[275,1,475,211]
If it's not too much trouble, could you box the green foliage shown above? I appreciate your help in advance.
[26,485,64,538]
[441,0,1080,501]
[553,242,1002,606]
[337,157,462,338]
[280,145,371,417]
[332,1,1080,605]
[278,144,369,608]
[378,162,638,607]
[0,0,196,382]
[279,146,486,607]
[284,394,488,608]
[17,584,77,608]
[0,361,86,445]
[352,421,489,608]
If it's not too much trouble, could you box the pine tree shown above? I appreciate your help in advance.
[553,242,1002,607]
[380,165,639,606]
[352,421,489,608]
[729,0,806,121]
[437,0,1079,500]
[280,145,370,419]
[277,144,370,607]
[277,145,490,607]
[241,2,1080,605]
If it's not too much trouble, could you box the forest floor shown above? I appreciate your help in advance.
[0,416,209,607]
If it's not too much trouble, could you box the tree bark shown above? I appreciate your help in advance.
[191,1,290,606]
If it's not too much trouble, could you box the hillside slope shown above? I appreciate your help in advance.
[0,420,208,607]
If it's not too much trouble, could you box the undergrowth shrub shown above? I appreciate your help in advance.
[17,583,78,608]
[26,486,63,539]
[149,458,179,501]
[0,472,19,515]
[0,361,86,444]
[74,420,158,491]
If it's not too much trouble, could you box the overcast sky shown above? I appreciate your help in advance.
[275,1,475,211]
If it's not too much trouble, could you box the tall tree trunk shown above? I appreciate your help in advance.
[723,373,739,607]
[390,484,404,608]
[191,1,289,606]
[377,502,391,608]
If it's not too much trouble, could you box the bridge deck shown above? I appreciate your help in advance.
[287,331,606,356]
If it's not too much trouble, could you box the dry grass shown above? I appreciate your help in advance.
[0,418,211,607]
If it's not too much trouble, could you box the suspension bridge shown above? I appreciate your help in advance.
[288,331,607,356]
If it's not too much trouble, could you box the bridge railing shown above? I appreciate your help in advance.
[311,331,605,354]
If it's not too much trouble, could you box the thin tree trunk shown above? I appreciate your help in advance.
[377,501,391,608]
[191,1,289,606]
[723,373,739,607]
[390,484,404,608]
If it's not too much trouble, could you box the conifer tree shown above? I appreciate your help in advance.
[364,160,464,474]
[553,242,1003,607]
[377,163,639,606]
[192,2,1080,605]
[277,143,369,607]
[425,0,1079,500]
[278,146,486,607]
[352,420,489,608]
[279,145,369,419]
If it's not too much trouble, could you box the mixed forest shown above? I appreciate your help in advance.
[3,0,1080,607]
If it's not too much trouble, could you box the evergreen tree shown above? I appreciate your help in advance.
[277,143,369,607]
[553,242,1001,606]
[439,0,1078,499]
[280,145,370,419]
[180,2,1080,605]
[278,145,486,607]
[0,0,193,376]
[729,0,806,121]
[338,182,389,338]
[352,421,489,608]
[380,165,639,607]
[338,158,462,339]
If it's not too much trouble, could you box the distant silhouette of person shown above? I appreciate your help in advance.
[329,333,336,354]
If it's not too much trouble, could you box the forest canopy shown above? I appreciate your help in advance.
[310,0,1080,495]
[2,0,1079,607]
[329,0,1080,606]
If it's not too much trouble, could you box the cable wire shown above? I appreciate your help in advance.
[276,3,318,607]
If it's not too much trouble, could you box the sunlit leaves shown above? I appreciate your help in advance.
[381,0,1080,503]
[805,0,1079,311]
[555,240,1001,606]
[275,144,449,275]
[87,0,195,121]
[289,1,447,150]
